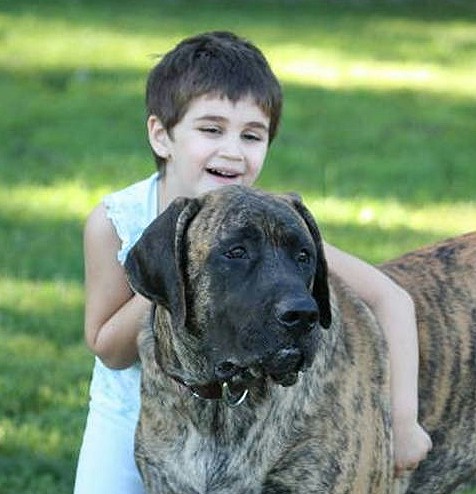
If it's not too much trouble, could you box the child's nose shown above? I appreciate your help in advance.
[219,134,244,161]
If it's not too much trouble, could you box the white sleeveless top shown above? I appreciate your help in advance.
[88,173,159,420]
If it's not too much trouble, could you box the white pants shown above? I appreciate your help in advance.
[74,404,145,494]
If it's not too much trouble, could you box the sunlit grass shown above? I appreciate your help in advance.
[1,2,475,493]
[0,12,161,74]
[1,181,474,269]
[0,12,172,72]
[0,183,105,222]
[306,196,475,236]
[1,182,474,246]
[0,277,89,492]
[0,277,83,319]
[274,54,475,97]
[1,418,67,456]
[1,8,475,97]
[269,17,476,96]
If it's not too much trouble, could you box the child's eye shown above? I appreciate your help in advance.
[199,126,222,135]
[242,132,262,142]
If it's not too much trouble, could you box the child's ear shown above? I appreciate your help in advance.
[147,115,171,160]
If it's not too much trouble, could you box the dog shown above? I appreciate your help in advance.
[125,185,476,494]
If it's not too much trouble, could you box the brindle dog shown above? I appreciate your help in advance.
[125,185,476,494]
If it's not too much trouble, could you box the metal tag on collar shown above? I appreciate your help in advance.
[222,381,249,408]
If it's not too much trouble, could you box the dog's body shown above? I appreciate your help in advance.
[125,186,476,494]
[381,234,476,493]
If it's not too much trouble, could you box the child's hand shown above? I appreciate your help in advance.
[393,420,433,477]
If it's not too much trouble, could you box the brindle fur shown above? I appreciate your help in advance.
[125,186,476,494]
[381,232,476,494]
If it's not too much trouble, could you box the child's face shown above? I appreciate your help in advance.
[149,94,270,203]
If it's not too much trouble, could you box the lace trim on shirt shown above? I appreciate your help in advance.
[103,173,159,265]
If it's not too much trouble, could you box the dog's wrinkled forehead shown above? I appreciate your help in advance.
[185,186,313,260]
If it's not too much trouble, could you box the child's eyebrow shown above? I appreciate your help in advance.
[195,115,269,132]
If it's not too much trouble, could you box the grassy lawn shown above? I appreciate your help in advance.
[0,0,475,492]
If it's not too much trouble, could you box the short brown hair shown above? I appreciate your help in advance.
[146,31,282,171]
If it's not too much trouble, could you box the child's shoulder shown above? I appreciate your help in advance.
[103,170,158,221]
[84,203,119,250]
[103,172,159,207]
[86,172,160,264]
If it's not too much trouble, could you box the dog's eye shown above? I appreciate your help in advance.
[224,246,248,259]
[297,249,311,264]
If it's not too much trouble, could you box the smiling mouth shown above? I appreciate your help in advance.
[207,167,240,179]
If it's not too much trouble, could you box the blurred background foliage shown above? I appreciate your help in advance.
[0,0,475,491]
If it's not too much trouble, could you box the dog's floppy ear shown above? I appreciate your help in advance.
[125,197,201,329]
[283,193,332,329]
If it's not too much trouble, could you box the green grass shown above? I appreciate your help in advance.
[0,0,475,492]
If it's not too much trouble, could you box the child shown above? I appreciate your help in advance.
[74,31,432,493]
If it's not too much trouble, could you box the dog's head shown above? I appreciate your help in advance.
[125,186,331,391]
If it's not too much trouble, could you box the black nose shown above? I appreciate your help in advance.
[276,298,319,332]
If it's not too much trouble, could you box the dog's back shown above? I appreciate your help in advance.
[381,232,476,494]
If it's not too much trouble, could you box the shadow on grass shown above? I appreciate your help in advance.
[0,300,84,345]
[1,0,476,48]
[0,212,83,282]
[1,64,475,205]
[0,195,453,287]
[0,452,76,494]
[262,84,476,204]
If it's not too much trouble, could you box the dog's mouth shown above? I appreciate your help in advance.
[214,347,305,389]
[170,348,305,407]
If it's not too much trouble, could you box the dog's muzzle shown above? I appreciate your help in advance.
[180,297,320,407]
[212,298,320,398]
[214,346,305,391]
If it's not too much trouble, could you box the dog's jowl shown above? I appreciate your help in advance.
[125,185,476,494]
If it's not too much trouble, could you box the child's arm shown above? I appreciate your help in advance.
[323,242,432,475]
[83,203,152,369]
